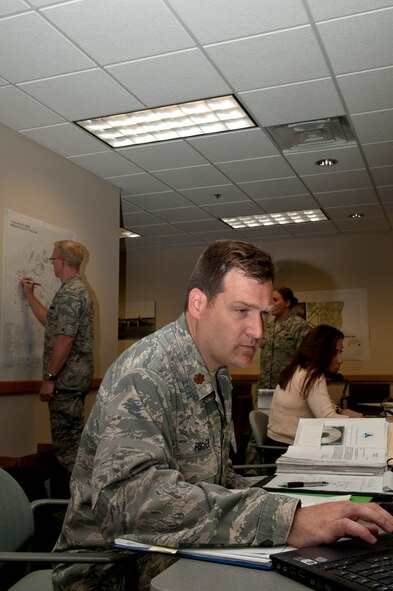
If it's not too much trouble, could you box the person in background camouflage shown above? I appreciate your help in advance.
[51,240,393,591]
[21,240,94,476]
[258,287,310,390]
[244,287,310,471]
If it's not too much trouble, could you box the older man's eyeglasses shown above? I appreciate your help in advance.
[49,257,63,262]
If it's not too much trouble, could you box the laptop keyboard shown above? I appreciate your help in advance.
[320,551,393,590]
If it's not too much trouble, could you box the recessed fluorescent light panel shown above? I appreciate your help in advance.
[120,228,141,238]
[222,209,328,229]
[75,95,256,148]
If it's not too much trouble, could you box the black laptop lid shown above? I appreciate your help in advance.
[271,533,393,591]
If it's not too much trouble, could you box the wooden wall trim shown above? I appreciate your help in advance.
[2,374,392,394]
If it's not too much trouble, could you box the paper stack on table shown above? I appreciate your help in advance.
[275,418,388,476]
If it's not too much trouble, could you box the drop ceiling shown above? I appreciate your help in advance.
[1,0,393,251]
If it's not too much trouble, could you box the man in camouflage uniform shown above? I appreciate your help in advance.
[51,240,393,591]
[257,306,310,390]
[21,240,94,475]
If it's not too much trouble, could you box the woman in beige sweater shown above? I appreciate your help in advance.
[266,324,362,461]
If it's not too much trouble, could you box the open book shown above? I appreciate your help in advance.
[275,418,390,476]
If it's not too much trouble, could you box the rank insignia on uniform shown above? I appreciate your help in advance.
[193,373,205,384]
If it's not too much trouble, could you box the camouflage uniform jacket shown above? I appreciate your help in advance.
[53,314,299,591]
[258,312,310,390]
[44,275,94,391]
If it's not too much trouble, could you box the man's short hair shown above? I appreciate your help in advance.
[184,239,275,311]
[54,240,85,270]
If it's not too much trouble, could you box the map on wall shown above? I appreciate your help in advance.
[0,209,75,380]
[296,289,370,361]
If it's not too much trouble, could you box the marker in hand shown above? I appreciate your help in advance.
[24,279,42,286]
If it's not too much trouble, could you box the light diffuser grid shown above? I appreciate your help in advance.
[76,95,256,148]
[222,209,328,229]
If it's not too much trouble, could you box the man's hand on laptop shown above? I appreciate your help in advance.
[286,501,393,548]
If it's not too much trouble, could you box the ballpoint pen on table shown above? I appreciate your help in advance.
[278,481,329,488]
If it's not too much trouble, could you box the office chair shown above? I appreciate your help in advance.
[248,410,288,470]
[0,468,133,591]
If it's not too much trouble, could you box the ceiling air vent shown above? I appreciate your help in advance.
[266,116,355,152]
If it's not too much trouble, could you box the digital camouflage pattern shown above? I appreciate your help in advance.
[49,392,85,473]
[45,275,94,472]
[258,312,310,389]
[44,275,94,391]
[53,314,299,591]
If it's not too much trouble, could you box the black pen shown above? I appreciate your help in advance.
[278,481,329,488]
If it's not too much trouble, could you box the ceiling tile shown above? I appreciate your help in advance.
[314,188,379,208]
[0,1,31,16]
[334,217,391,233]
[239,177,307,199]
[286,220,340,236]
[68,152,142,177]
[0,12,94,83]
[128,224,185,237]
[306,0,393,21]
[179,185,250,206]
[19,69,142,120]
[106,173,170,195]
[254,194,319,212]
[21,122,108,157]
[0,85,64,129]
[240,78,345,127]
[317,8,393,74]
[351,110,393,143]
[337,67,393,114]
[152,165,229,190]
[124,191,193,211]
[286,146,365,176]
[205,27,330,92]
[121,199,141,214]
[174,219,227,232]
[166,0,309,44]
[201,201,264,217]
[119,140,208,171]
[153,206,212,223]
[216,156,293,183]
[302,169,372,192]
[122,210,165,226]
[378,186,393,202]
[188,128,279,161]
[42,0,194,65]
[324,203,385,220]
[363,141,393,167]
[106,49,230,107]
[370,166,393,186]
[237,225,293,240]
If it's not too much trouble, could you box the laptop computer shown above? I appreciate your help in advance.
[271,532,393,591]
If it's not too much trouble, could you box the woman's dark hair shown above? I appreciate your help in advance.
[274,287,298,309]
[278,324,344,399]
[184,239,275,311]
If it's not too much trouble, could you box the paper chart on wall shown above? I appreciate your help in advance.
[0,209,75,380]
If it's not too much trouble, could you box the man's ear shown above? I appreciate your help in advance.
[188,287,207,319]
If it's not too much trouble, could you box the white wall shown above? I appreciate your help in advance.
[120,231,393,377]
[0,123,120,456]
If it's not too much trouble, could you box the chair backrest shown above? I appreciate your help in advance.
[249,410,269,448]
[0,468,35,552]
